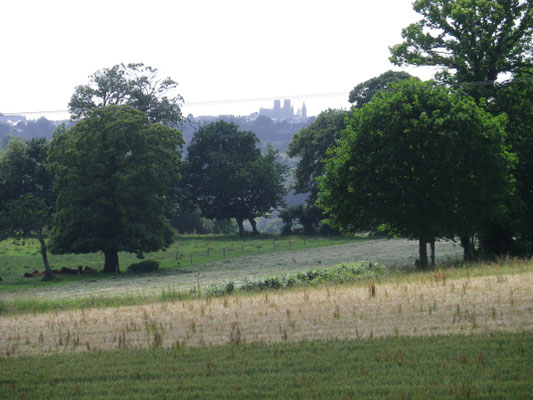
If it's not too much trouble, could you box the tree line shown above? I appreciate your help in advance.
[1,0,532,276]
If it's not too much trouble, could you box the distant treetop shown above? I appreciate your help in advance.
[68,63,184,126]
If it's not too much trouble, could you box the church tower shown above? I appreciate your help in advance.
[301,102,307,118]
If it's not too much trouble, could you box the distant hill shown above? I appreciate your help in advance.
[0,116,73,148]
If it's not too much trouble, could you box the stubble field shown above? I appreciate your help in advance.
[1,267,531,356]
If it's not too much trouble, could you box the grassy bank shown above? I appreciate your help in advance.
[1,332,531,399]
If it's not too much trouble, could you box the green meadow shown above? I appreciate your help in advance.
[1,332,531,399]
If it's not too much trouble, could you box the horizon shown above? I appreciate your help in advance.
[0,0,437,122]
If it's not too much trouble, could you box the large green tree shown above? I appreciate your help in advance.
[317,79,513,267]
[0,137,55,279]
[69,63,184,125]
[183,121,287,235]
[390,0,533,98]
[48,106,184,273]
[390,0,533,257]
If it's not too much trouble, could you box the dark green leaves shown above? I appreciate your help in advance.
[318,79,513,246]
[390,0,533,93]
[183,121,287,233]
[48,106,184,269]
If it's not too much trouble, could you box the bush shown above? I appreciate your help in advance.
[127,260,159,274]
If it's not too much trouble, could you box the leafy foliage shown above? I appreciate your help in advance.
[288,109,349,202]
[480,68,533,255]
[48,106,184,273]
[279,204,323,235]
[389,0,533,257]
[318,79,513,267]
[170,207,237,235]
[348,70,413,107]
[127,260,160,274]
[390,0,533,97]
[69,63,184,125]
[183,121,287,235]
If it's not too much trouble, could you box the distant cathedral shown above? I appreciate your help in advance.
[259,99,307,120]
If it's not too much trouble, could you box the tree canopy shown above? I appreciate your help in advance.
[288,109,349,202]
[48,106,184,273]
[69,63,184,125]
[348,70,413,107]
[183,120,287,235]
[389,0,533,96]
[317,79,513,267]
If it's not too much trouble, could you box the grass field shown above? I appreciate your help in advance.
[0,235,531,398]
[1,332,531,399]
[0,236,461,297]
[0,236,463,315]
[0,235,355,293]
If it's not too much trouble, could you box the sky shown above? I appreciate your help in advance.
[0,0,437,121]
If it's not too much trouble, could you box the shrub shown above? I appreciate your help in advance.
[204,261,385,297]
[127,260,159,274]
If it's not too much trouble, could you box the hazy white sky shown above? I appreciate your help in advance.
[1,0,436,120]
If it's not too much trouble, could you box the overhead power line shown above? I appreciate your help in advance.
[1,92,350,116]
[3,77,532,116]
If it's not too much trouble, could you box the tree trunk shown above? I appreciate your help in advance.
[419,239,428,269]
[460,235,474,262]
[249,217,258,235]
[103,248,119,274]
[38,234,54,281]
[430,240,436,268]
[236,218,245,236]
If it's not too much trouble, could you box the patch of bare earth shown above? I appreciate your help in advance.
[1,271,531,357]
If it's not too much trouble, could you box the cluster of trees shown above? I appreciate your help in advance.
[295,0,532,267]
[0,64,288,275]
[181,120,287,236]
[286,71,414,234]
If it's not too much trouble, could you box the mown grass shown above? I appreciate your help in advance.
[0,235,354,292]
[0,332,531,399]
